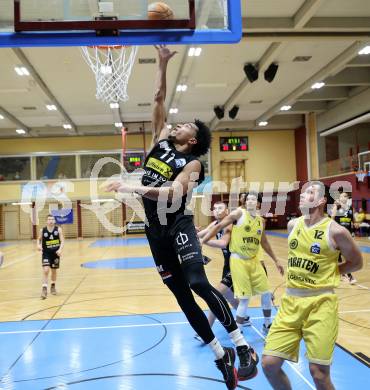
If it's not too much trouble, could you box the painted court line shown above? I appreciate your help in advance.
[0,317,268,335]
[0,253,35,269]
[250,324,316,390]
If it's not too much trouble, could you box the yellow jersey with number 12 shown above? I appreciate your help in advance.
[229,209,264,259]
[287,216,340,289]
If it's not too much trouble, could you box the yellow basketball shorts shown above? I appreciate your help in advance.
[230,255,270,298]
[263,293,338,365]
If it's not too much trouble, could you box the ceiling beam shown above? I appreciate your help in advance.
[209,42,282,130]
[317,87,370,132]
[298,87,349,101]
[325,68,370,86]
[346,56,370,67]
[12,48,78,134]
[255,41,365,124]
[288,101,328,113]
[0,106,31,135]
[293,0,325,29]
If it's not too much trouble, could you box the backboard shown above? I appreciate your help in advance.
[0,0,242,47]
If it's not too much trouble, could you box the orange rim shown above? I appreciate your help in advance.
[88,45,131,50]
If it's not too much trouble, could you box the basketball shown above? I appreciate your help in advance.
[148,2,174,20]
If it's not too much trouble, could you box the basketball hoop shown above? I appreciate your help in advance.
[80,45,138,104]
[355,171,367,182]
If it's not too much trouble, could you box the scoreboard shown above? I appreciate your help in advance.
[220,137,248,151]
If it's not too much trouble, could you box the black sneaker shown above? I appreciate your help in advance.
[215,347,238,389]
[242,316,251,326]
[236,345,259,381]
[40,286,47,300]
[262,323,271,335]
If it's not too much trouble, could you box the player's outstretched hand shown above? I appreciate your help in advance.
[276,261,285,276]
[154,44,177,62]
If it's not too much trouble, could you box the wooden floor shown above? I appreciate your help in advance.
[0,233,369,365]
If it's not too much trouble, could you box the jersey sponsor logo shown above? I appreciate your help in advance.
[289,239,298,249]
[310,243,321,254]
[288,272,317,285]
[288,256,320,274]
[314,230,324,240]
[145,157,173,179]
[244,225,251,232]
[257,229,262,235]
[175,158,186,168]
[242,236,260,245]
[54,230,59,236]
[44,232,48,237]
[176,232,189,246]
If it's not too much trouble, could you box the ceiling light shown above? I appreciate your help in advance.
[213,105,225,119]
[0,115,4,119]
[228,105,239,119]
[264,63,279,83]
[167,124,172,129]
[243,64,259,83]
[169,108,178,114]
[188,47,202,57]
[110,102,119,109]
[63,124,72,129]
[280,105,292,111]
[92,198,116,203]
[358,45,370,55]
[16,129,26,134]
[258,121,268,127]
[311,82,325,90]
[14,66,29,76]
[176,84,188,92]
[46,104,57,111]
[115,122,123,128]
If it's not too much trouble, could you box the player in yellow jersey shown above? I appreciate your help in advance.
[201,192,284,335]
[262,182,363,390]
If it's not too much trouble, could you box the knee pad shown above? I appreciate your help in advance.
[261,292,272,310]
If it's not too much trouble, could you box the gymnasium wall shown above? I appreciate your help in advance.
[0,133,152,154]
[211,130,296,188]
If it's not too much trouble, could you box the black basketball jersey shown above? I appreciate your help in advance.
[141,139,204,221]
[334,206,353,233]
[215,223,231,263]
[42,226,60,252]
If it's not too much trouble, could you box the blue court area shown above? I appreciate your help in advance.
[265,231,289,238]
[82,257,154,270]
[0,309,367,390]
[0,242,13,248]
[89,237,149,247]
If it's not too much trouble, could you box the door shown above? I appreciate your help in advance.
[4,211,18,240]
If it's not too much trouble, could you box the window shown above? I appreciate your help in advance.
[0,156,31,181]
[36,155,76,180]
[80,153,122,178]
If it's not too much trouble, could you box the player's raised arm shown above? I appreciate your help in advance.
[201,209,242,245]
[151,45,177,148]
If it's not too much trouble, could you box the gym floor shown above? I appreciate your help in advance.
[0,233,369,389]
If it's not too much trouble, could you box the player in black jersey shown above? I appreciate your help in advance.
[331,192,357,284]
[197,201,251,330]
[106,45,258,389]
[37,214,64,299]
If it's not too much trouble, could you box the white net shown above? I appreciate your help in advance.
[80,45,138,103]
